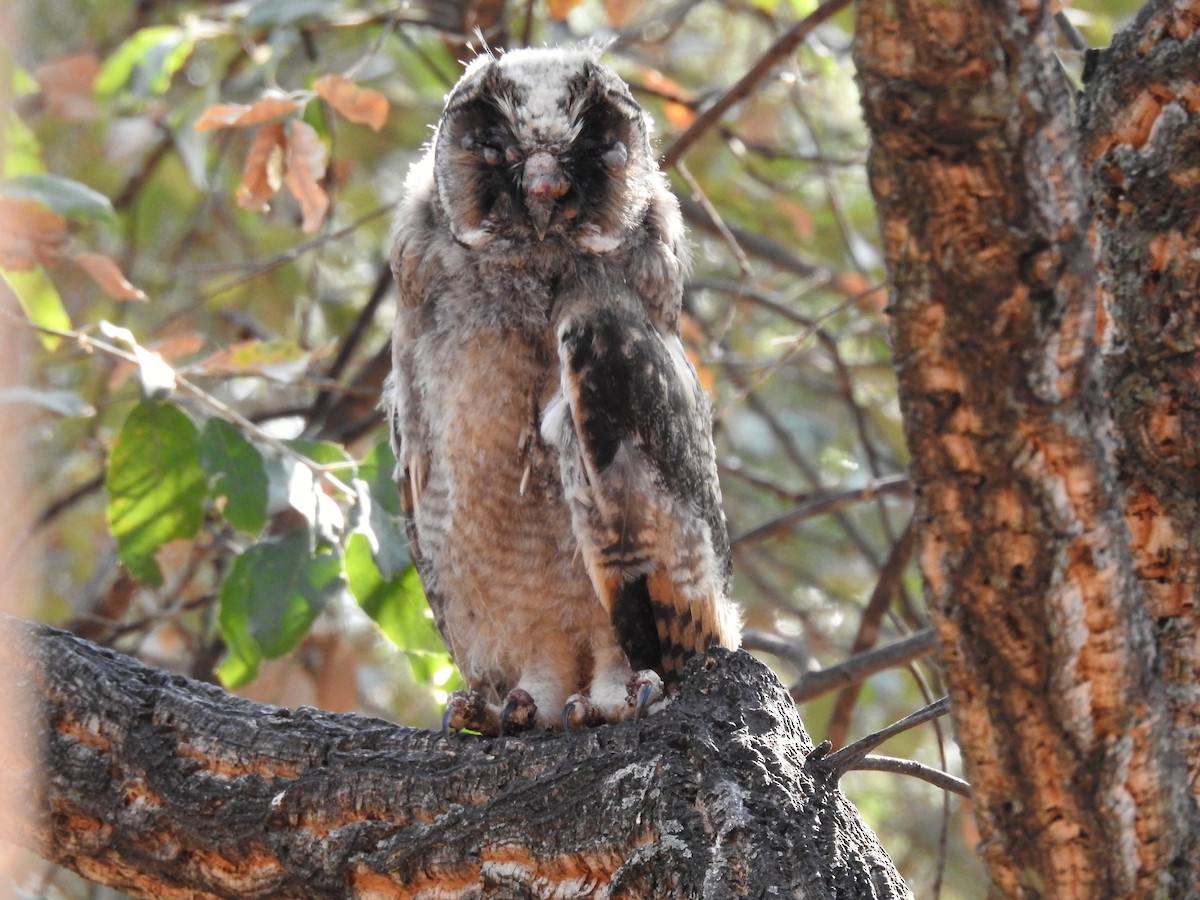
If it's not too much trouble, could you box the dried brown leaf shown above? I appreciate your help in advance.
[284,120,329,234]
[194,96,299,132]
[313,74,389,132]
[236,122,286,211]
[72,252,148,302]
[0,198,68,270]
[34,52,100,122]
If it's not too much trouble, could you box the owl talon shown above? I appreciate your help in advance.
[561,693,605,731]
[629,670,665,721]
[499,688,537,736]
[442,689,490,736]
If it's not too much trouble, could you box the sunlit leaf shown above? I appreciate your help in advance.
[3,111,44,177]
[1,268,70,348]
[217,533,343,687]
[196,338,317,382]
[108,332,205,391]
[235,122,285,211]
[149,31,197,94]
[359,441,403,517]
[194,96,299,132]
[98,321,177,397]
[313,74,389,132]
[94,25,180,97]
[346,535,441,653]
[283,120,328,233]
[0,173,113,221]
[105,400,206,586]
[72,252,148,302]
[199,418,269,534]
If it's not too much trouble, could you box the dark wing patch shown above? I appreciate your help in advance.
[553,276,734,681]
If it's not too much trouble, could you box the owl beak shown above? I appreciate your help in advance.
[522,150,570,240]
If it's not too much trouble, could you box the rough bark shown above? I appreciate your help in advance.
[854,0,1199,896]
[1078,0,1200,805]
[0,619,910,899]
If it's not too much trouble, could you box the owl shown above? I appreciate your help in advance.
[386,46,740,735]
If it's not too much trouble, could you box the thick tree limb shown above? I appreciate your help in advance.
[1078,0,1200,806]
[0,620,910,899]
[854,0,1200,895]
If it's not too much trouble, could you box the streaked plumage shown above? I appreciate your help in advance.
[386,46,740,733]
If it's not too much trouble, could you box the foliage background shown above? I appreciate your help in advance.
[4,0,1143,895]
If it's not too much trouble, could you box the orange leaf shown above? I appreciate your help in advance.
[194,96,299,132]
[236,122,286,211]
[640,68,696,130]
[547,0,585,19]
[603,0,641,27]
[72,252,148,302]
[313,74,389,132]
[34,52,100,122]
[0,198,68,270]
[284,120,329,234]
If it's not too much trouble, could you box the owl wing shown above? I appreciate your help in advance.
[544,279,740,684]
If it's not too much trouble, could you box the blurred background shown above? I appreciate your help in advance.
[3,0,1144,895]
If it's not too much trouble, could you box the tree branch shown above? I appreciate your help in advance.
[1,619,912,899]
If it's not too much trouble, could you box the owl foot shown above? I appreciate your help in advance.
[561,693,606,731]
[442,689,492,737]
[629,670,665,720]
[499,688,537,736]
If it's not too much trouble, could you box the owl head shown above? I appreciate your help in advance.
[430,47,661,253]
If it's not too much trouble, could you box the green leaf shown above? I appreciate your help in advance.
[94,25,180,97]
[1,268,70,349]
[3,112,44,177]
[245,0,331,27]
[1,174,113,221]
[199,418,269,534]
[217,532,343,687]
[106,400,206,585]
[149,32,197,94]
[285,438,353,469]
[359,440,402,517]
[345,534,441,654]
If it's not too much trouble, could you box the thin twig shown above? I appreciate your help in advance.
[661,0,853,168]
[791,628,937,703]
[847,755,971,799]
[730,475,910,548]
[810,696,951,778]
[16,315,357,499]
[676,159,753,279]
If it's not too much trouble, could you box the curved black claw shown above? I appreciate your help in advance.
[561,698,577,733]
[441,704,456,740]
[498,688,536,737]
[635,680,656,720]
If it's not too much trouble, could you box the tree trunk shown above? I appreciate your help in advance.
[853,0,1200,896]
[1077,0,1200,807]
[0,619,910,899]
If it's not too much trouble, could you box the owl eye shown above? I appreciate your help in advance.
[601,141,628,171]
[460,133,504,166]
